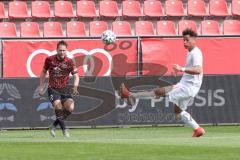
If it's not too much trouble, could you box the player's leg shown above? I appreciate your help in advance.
[62,98,74,120]
[59,99,74,138]
[174,105,205,137]
[60,90,74,138]
[120,83,173,98]
[119,83,173,106]
[170,87,204,137]
[48,88,66,137]
[168,85,205,137]
[52,100,66,131]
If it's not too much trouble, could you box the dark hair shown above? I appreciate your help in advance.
[182,28,197,37]
[57,40,68,48]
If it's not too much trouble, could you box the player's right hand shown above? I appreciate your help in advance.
[172,64,181,74]
[39,87,45,96]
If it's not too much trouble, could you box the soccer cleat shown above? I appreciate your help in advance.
[119,83,130,98]
[49,126,56,137]
[62,129,70,138]
[192,127,205,138]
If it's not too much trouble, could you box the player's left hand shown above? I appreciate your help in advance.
[71,86,79,96]
[172,64,182,74]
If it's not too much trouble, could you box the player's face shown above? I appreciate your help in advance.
[57,44,67,60]
[183,35,196,50]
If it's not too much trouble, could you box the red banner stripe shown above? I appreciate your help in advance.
[142,38,240,75]
[3,39,137,77]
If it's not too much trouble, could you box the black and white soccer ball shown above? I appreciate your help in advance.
[101,30,116,44]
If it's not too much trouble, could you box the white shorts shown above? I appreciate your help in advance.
[167,83,194,110]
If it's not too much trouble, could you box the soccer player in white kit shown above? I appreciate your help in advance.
[119,28,205,137]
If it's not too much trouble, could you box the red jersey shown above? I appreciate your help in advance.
[43,55,78,89]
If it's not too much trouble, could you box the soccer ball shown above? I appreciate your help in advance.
[101,30,116,44]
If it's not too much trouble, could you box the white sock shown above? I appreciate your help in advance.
[131,91,156,99]
[178,111,199,129]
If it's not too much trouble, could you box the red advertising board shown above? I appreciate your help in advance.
[3,37,240,77]
[3,39,137,77]
[141,38,240,75]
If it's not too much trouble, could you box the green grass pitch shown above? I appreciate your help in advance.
[0,126,240,160]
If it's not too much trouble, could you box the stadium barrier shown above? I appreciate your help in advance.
[0,37,240,128]
[0,75,240,128]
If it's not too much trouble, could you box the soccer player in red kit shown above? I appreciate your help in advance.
[39,40,79,137]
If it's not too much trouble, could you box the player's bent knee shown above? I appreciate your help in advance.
[52,100,62,109]
[63,99,74,112]
[66,106,74,112]
[155,86,173,97]
[174,105,182,114]
[154,88,165,96]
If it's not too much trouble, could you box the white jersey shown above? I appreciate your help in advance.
[179,47,203,96]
